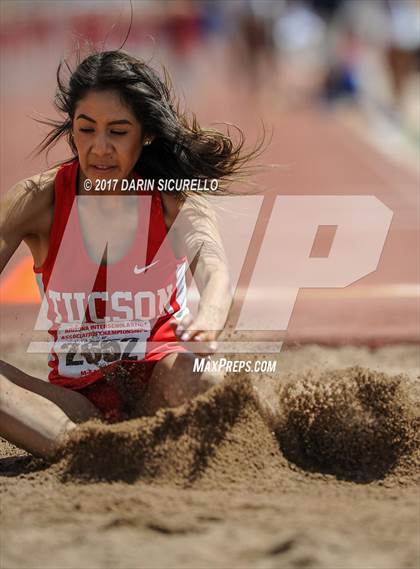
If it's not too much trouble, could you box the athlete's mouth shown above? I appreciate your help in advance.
[91,165,117,171]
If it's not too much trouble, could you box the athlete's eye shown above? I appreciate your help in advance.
[79,128,94,133]
[111,131,127,136]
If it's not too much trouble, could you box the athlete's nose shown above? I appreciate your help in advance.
[91,133,113,157]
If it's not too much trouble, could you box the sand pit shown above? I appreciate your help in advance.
[1,345,419,568]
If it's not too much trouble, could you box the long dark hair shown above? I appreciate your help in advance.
[35,50,266,199]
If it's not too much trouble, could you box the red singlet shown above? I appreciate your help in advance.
[33,160,189,399]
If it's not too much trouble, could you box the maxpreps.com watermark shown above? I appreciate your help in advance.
[193,358,277,374]
[83,178,219,192]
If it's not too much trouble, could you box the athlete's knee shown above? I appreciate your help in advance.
[154,353,223,408]
[200,366,224,390]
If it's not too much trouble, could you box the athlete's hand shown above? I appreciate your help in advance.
[170,312,220,354]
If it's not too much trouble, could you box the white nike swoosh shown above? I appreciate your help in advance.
[133,260,159,274]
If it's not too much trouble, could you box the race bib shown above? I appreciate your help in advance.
[54,320,151,377]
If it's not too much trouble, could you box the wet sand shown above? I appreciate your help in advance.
[1,344,419,569]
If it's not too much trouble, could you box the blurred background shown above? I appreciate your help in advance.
[0,0,419,374]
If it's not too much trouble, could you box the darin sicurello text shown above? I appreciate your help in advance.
[123,178,219,192]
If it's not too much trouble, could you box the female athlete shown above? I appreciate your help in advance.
[0,50,259,460]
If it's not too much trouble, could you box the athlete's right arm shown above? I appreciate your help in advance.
[0,171,55,274]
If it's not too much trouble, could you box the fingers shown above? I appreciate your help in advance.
[191,335,218,355]
[170,314,195,341]
[169,317,218,354]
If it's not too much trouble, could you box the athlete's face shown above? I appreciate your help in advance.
[72,89,145,184]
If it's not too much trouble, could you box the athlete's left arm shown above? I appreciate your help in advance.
[161,192,231,350]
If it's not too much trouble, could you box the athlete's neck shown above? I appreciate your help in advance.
[77,170,137,213]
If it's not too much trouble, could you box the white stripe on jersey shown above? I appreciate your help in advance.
[173,261,189,322]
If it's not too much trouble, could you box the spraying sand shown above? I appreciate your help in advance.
[276,366,419,481]
[53,366,418,488]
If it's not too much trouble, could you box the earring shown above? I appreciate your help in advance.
[144,139,151,146]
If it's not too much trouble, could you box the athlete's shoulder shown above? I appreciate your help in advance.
[1,165,59,235]
[29,164,60,188]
